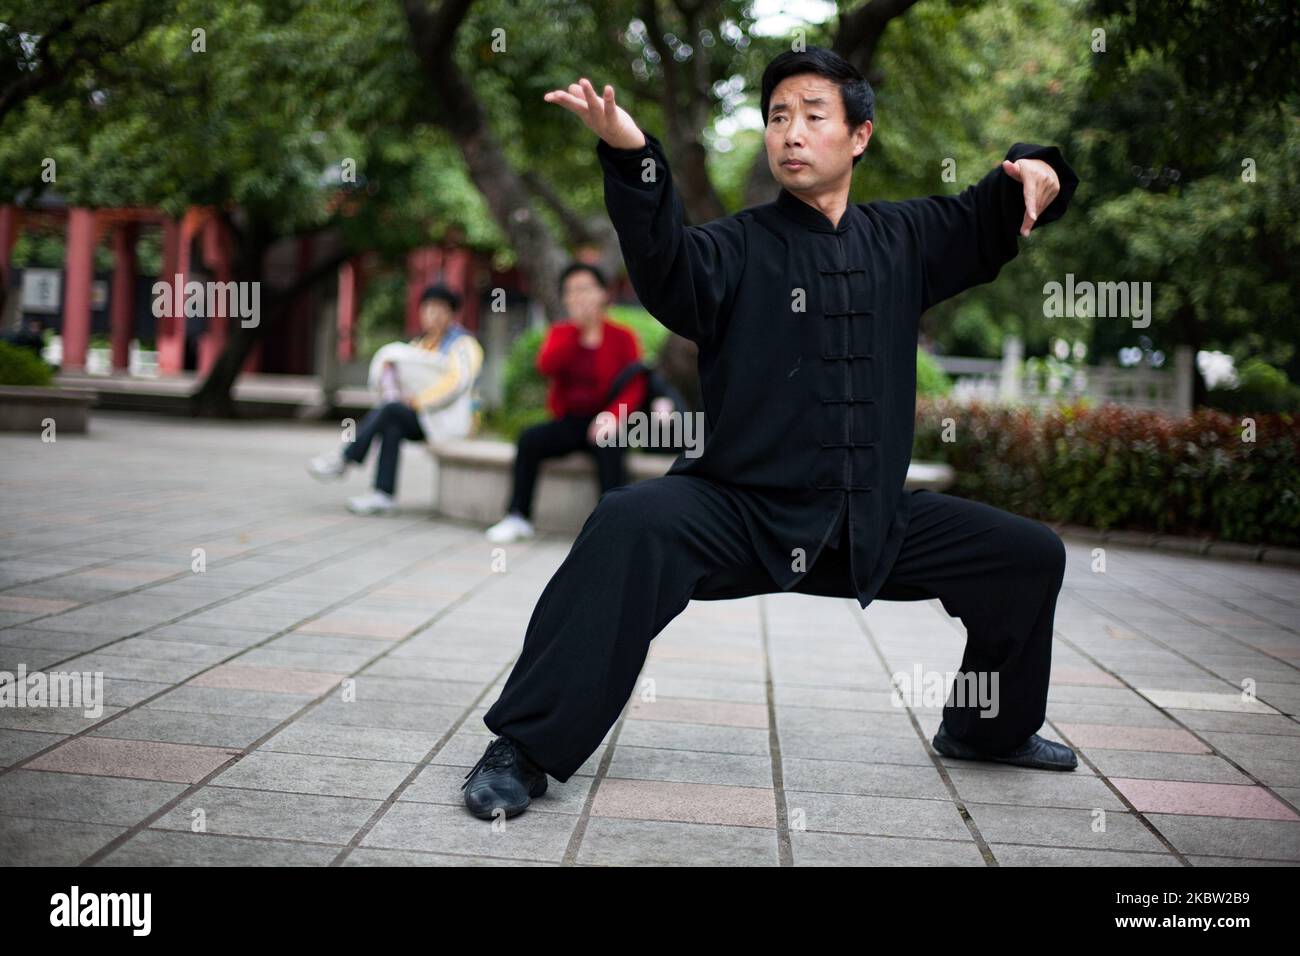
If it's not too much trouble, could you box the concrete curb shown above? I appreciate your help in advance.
[1050,522,1300,567]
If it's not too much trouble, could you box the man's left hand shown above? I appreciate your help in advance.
[1001,158,1060,238]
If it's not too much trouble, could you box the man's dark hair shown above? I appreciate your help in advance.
[419,283,461,312]
[761,46,875,167]
[559,261,607,293]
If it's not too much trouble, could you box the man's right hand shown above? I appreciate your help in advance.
[543,78,646,151]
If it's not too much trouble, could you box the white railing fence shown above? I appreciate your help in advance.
[932,337,1193,416]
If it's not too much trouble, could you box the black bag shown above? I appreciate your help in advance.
[599,361,691,453]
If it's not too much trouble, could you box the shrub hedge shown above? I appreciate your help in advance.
[913,397,1300,547]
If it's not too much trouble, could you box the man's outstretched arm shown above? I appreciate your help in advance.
[544,78,744,346]
[895,143,1081,313]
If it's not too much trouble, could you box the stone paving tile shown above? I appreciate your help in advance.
[98,678,174,708]
[1056,722,1212,753]
[0,769,186,826]
[296,614,415,640]
[0,728,66,766]
[213,749,415,799]
[96,829,341,866]
[231,648,377,674]
[146,623,277,647]
[190,662,345,696]
[0,814,127,865]
[58,652,210,684]
[615,719,770,755]
[790,830,986,866]
[347,675,484,707]
[303,697,465,734]
[360,657,505,683]
[1144,813,1300,860]
[1164,710,1300,736]
[268,632,397,655]
[963,803,1169,853]
[93,636,235,666]
[260,721,442,763]
[0,595,79,615]
[576,817,778,866]
[1084,749,1254,785]
[1049,666,1125,687]
[990,844,1181,866]
[152,786,380,843]
[1200,730,1300,763]
[0,705,126,734]
[0,644,77,670]
[1137,689,1281,714]
[341,847,558,866]
[777,705,916,738]
[87,708,280,749]
[773,685,900,711]
[591,778,776,827]
[945,767,1127,810]
[624,697,768,728]
[362,801,578,862]
[782,757,949,800]
[606,745,774,788]
[1110,777,1300,821]
[26,736,240,783]
[142,685,315,719]
[780,730,934,765]
[0,628,109,654]
[784,791,968,840]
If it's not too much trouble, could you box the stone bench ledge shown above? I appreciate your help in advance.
[0,386,96,433]
[430,437,954,534]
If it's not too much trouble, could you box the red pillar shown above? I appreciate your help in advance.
[289,236,315,374]
[109,222,138,372]
[61,208,96,372]
[242,339,263,374]
[156,217,183,374]
[197,216,232,376]
[0,205,20,293]
[336,256,364,362]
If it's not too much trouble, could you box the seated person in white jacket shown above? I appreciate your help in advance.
[307,283,484,514]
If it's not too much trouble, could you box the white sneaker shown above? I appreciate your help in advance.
[485,512,535,543]
[307,450,350,482]
[347,490,397,515]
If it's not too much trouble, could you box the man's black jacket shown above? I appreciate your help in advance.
[596,132,1079,607]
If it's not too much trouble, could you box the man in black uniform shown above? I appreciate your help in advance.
[462,47,1081,820]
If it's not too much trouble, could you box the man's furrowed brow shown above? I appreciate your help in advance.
[771,95,829,113]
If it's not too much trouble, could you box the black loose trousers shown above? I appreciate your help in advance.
[484,473,1066,782]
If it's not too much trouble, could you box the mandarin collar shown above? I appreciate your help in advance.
[775,187,852,233]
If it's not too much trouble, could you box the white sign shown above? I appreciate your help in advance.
[21,269,61,314]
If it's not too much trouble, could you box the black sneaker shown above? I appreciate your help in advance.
[461,735,548,820]
[932,721,1078,771]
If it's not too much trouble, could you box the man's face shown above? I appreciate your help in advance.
[419,299,453,337]
[765,74,871,193]
[562,270,607,324]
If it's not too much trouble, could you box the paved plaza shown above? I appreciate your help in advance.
[1,412,1298,866]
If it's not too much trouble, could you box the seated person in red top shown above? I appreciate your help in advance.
[485,262,646,543]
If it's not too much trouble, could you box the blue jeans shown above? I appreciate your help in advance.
[343,402,426,495]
